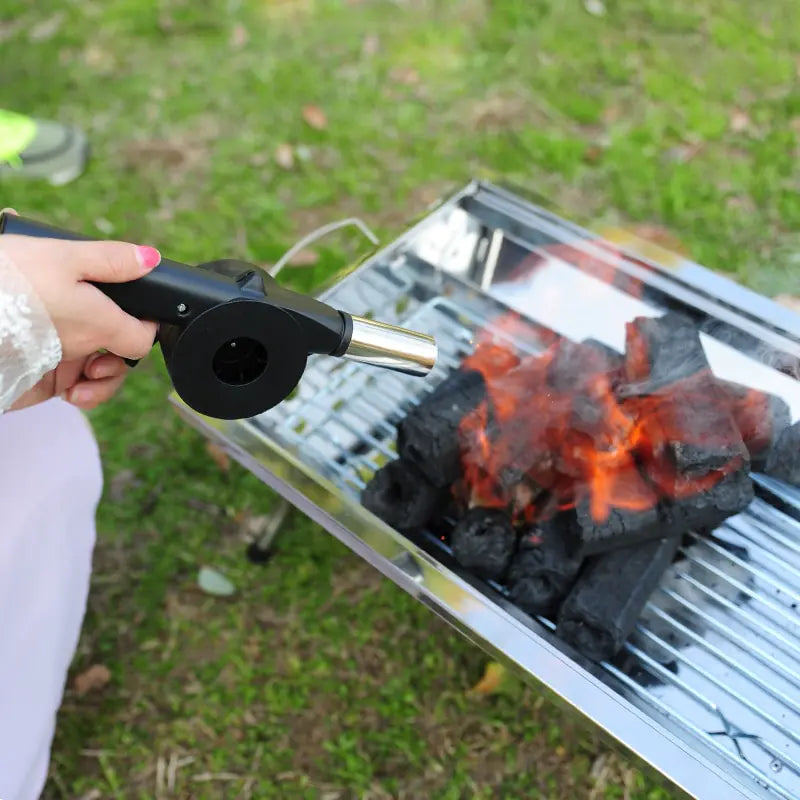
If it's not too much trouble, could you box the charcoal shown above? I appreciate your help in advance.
[765,421,800,486]
[557,534,680,662]
[450,507,517,582]
[561,495,661,558]
[547,339,610,392]
[507,523,583,617]
[582,338,624,370]
[657,467,754,537]
[361,459,446,533]
[624,312,708,385]
[716,380,791,470]
[397,369,486,487]
[622,315,749,481]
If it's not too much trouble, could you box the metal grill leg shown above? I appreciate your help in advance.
[246,499,290,564]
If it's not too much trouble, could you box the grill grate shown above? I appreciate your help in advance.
[249,254,800,798]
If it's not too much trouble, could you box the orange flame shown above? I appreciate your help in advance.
[456,313,744,527]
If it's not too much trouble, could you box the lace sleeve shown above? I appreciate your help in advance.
[0,248,62,412]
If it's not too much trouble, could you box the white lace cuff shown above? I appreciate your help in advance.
[0,248,62,412]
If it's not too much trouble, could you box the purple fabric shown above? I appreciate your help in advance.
[0,398,102,800]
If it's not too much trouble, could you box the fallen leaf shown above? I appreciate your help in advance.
[729,108,751,133]
[108,469,140,503]
[666,141,704,163]
[467,661,507,696]
[274,143,295,169]
[628,224,690,255]
[361,33,380,57]
[389,66,420,85]
[584,0,606,15]
[470,94,528,131]
[775,294,800,312]
[584,143,604,163]
[205,441,230,471]
[28,12,65,42]
[287,248,319,267]
[73,664,111,696]
[82,43,113,70]
[94,217,114,235]
[229,23,248,48]
[0,20,22,43]
[302,105,328,130]
[198,566,236,597]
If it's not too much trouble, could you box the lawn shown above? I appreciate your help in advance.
[2,0,799,797]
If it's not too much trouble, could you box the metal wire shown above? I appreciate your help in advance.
[270,217,379,278]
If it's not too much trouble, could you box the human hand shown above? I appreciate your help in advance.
[0,218,160,362]
[10,351,130,412]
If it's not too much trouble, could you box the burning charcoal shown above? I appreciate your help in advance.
[657,467,754,537]
[621,315,749,485]
[557,534,680,662]
[450,507,517,582]
[582,338,624,379]
[765,421,800,486]
[716,380,791,470]
[361,459,446,533]
[561,492,661,558]
[547,339,611,393]
[507,523,583,617]
[623,312,708,386]
[397,368,487,487]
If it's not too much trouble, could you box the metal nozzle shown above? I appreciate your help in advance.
[342,315,437,376]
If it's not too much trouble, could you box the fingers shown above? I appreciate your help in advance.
[56,237,161,283]
[1,207,18,216]
[66,374,126,410]
[83,352,128,381]
[77,283,159,359]
[66,353,129,409]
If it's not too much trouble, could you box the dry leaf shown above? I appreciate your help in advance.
[274,143,295,169]
[206,441,230,471]
[666,141,704,163]
[389,66,420,85]
[29,12,64,42]
[302,105,328,130]
[584,0,606,15]
[109,469,140,503]
[628,224,689,255]
[83,43,114,70]
[729,108,751,133]
[287,248,319,267]
[74,664,111,696]
[229,23,248,48]
[775,294,800,312]
[362,33,380,57]
[467,661,507,696]
[584,143,604,163]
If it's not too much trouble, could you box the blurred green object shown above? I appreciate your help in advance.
[0,109,89,186]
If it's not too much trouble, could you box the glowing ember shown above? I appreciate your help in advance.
[456,313,752,528]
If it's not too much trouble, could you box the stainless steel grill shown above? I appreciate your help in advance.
[173,181,800,800]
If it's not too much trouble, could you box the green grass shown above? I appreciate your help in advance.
[2,0,799,797]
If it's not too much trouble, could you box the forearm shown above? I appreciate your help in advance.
[0,247,61,412]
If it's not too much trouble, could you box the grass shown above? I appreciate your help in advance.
[2,0,799,797]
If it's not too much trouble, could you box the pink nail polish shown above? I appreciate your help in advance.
[135,245,161,269]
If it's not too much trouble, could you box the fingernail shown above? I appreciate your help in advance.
[135,245,161,269]
[68,386,89,405]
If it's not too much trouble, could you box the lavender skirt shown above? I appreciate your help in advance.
[0,398,101,800]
